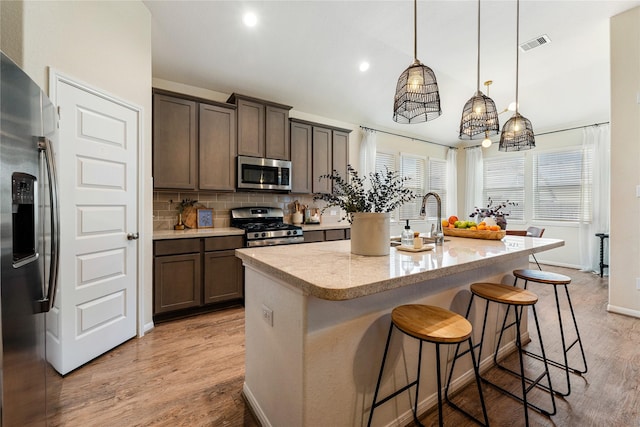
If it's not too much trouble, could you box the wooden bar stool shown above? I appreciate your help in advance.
[368,304,489,427]
[449,283,556,426]
[509,269,588,397]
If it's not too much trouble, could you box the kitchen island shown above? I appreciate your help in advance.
[235,236,564,427]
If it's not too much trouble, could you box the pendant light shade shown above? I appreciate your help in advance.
[499,0,535,151]
[393,0,441,124]
[499,113,534,151]
[459,0,499,140]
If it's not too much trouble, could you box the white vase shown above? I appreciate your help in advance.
[350,212,390,256]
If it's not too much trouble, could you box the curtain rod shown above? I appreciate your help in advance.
[360,126,455,149]
[463,121,610,149]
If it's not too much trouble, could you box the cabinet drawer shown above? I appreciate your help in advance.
[204,236,244,251]
[325,229,346,241]
[303,230,325,243]
[154,239,200,256]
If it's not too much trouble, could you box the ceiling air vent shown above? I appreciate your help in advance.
[519,34,551,52]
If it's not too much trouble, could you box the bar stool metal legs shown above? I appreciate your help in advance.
[510,269,588,397]
[368,305,489,427]
[452,283,556,426]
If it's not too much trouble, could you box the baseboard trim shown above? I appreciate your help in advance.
[242,382,272,427]
[607,304,640,319]
[142,321,154,334]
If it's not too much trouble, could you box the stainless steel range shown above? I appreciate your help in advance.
[231,207,303,247]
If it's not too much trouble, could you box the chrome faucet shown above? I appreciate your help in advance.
[420,192,444,245]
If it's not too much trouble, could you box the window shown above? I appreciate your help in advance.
[425,158,447,220]
[482,155,525,221]
[533,148,593,221]
[399,154,425,219]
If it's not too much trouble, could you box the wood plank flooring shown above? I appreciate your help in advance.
[48,265,639,426]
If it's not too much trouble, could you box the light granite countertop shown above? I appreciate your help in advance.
[153,227,244,240]
[235,236,564,301]
[300,223,350,231]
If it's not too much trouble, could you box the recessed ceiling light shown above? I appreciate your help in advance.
[243,12,257,27]
[359,62,370,72]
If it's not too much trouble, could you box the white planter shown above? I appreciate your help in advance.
[350,212,391,256]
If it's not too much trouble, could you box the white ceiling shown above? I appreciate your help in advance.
[144,0,640,147]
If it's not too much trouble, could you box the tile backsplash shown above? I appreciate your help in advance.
[153,191,341,230]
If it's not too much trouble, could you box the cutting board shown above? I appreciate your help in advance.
[182,206,198,229]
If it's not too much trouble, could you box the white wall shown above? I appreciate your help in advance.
[610,6,640,317]
[3,1,154,331]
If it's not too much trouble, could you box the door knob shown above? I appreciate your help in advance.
[127,232,139,240]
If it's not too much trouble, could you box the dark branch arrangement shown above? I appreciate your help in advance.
[313,165,416,223]
[469,197,517,218]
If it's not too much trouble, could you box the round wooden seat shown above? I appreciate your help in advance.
[513,269,571,285]
[391,304,472,344]
[470,282,538,306]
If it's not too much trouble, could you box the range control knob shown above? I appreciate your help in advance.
[287,230,292,236]
[253,233,259,238]
[261,232,266,238]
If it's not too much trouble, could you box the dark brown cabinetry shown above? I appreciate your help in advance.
[153,236,243,321]
[153,90,237,191]
[228,93,292,160]
[290,118,351,194]
[153,94,198,189]
[290,121,313,193]
[303,228,350,243]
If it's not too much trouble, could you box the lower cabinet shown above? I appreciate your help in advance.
[154,236,244,321]
[303,228,350,243]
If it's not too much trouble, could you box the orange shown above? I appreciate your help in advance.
[489,225,500,231]
[448,215,458,224]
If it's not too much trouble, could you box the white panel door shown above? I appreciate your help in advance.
[46,76,138,375]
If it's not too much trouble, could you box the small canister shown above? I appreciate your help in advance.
[413,232,423,249]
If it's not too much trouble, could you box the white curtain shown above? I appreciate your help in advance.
[465,147,483,220]
[579,124,610,273]
[445,148,457,218]
[359,128,376,178]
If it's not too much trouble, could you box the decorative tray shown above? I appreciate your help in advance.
[396,244,434,253]
[443,228,506,240]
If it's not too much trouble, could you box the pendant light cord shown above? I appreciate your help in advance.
[515,0,520,113]
[413,0,418,61]
[476,0,481,93]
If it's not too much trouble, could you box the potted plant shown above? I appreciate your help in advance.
[314,165,416,256]
[469,197,518,230]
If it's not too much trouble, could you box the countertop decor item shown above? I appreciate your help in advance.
[392,0,441,124]
[314,165,416,256]
[196,208,214,228]
[459,0,499,143]
[470,197,517,229]
[173,198,198,230]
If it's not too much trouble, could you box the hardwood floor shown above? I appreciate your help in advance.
[48,265,638,426]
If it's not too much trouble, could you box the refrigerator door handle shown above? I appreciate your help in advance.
[37,136,60,313]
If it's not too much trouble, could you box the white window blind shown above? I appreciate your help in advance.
[399,154,425,219]
[375,152,399,220]
[533,148,593,222]
[426,158,447,220]
[482,156,525,221]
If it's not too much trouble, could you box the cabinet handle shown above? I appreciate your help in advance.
[127,232,140,240]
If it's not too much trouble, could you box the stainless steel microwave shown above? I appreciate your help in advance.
[237,156,292,191]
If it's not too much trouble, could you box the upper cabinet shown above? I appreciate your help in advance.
[153,90,237,191]
[153,94,198,190]
[290,118,351,195]
[227,93,292,160]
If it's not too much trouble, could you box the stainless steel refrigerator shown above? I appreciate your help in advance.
[0,51,59,425]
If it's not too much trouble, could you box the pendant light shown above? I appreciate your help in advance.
[393,0,441,124]
[459,0,499,141]
[499,0,535,151]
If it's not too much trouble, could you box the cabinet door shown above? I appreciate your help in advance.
[153,94,197,189]
[204,250,243,304]
[312,127,332,193]
[332,130,349,182]
[265,106,290,160]
[154,253,202,314]
[325,229,346,241]
[290,121,313,193]
[237,98,265,158]
[199,104,236,191]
